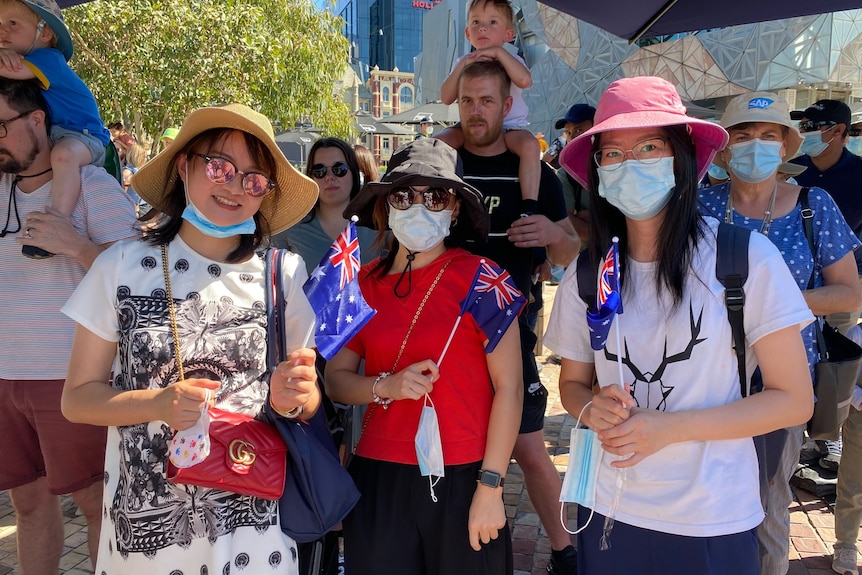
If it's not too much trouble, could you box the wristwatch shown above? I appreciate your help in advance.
[476,469,504,488]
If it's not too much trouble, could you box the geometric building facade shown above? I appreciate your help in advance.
[416,3,862,141]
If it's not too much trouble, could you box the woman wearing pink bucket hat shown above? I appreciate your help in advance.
[544,77,815,573]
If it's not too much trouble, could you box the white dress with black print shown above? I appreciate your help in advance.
[63,236,315,575]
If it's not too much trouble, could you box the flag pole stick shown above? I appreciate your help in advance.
[436,316,462,367]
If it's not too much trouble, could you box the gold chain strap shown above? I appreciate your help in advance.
[161,244,185,381]
[358,259,452,443]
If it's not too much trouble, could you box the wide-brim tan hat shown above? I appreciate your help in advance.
[133,103,318,235]
[713,92,803,170]
[778,162,807,176]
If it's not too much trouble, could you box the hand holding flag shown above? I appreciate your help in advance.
[302,218,376,360]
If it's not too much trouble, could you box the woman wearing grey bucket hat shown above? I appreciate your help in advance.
[61,103,322,575]
[699,91,862,575]
[327,139,523,574]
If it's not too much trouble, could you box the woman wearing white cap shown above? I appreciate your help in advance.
[544,77,815,573]
[59,104,321,574]
[699,91,862,575]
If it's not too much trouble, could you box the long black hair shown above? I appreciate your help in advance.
[143,129,276,262]
[586,124,704,307]
[301,137,361,223]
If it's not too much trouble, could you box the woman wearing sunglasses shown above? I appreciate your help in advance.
[59,104,320,575]
[326,139,523,574]
[273,137,379,274]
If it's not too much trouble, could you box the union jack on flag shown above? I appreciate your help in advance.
[587,239,623,351]
[303,220,376,359]
[459,260,526,353]
[328,224,361,289]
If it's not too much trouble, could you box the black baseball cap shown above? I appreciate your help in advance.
[790,100,852,127]
[555,104,596,130]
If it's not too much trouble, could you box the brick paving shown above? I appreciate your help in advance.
[1,287,860,574]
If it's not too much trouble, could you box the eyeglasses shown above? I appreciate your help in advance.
[386,186,453,211]
[593,138,669,171]
[798,120,836,133]
[310,162,350,179]
[192,153,275,198]
[849,128,861,137]
[0,110,33,139]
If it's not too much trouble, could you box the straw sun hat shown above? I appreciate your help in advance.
[133,103,318,235]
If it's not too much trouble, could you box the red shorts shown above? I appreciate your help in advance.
[0,378,106,494]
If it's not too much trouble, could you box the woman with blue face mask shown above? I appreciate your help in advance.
[698,91,862,575]
[326,139,524,575]
[59,104,322,575]
[544,77,817,575]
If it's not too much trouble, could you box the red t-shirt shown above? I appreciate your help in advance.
[346,248,499,465]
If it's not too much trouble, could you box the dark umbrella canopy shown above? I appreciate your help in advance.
[538,0,862,43]
[353,111,415,135]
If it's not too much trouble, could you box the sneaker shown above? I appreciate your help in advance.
[831,547,857,575]
[820,438,843,472]
[547,544,578,575]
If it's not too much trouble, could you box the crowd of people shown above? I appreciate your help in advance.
[1,0,861,574]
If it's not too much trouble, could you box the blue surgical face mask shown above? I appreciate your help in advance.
[847,136,862,156]
[799,130,831,158]
[180,165,257,238]
[388,205,453,253]
[415,395,444,502]
[727,139,783,183]
[708,164,728,181]
[560,401,603,535]
[598,156,676,221]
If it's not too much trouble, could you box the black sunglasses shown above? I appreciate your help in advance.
[386,187,453,212]
[798,120,837,133]
[849,128,861,138]
[192,153,275,198]
[310,162,349,179]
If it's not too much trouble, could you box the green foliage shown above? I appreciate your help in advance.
[65,0,353,150]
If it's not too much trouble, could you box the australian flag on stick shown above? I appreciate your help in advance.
[303,219,376,360]
[459,260,526,353]
[587,238,623,351]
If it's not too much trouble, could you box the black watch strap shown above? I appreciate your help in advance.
[477,469,504,488]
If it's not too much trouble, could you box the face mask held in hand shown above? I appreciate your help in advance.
[560,401,603,534]
[415,394,445,502]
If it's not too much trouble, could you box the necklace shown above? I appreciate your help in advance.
[724,182,778,236]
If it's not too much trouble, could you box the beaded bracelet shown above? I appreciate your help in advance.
[372,372,393,410]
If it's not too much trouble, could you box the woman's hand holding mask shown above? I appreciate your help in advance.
[159,378,220,431]
[585,383,634,431]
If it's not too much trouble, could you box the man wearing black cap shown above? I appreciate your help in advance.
[542,104,596,169]
[790,99,862,575]
[416,117,434,139]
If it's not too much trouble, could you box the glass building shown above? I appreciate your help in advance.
[335,0,432,73]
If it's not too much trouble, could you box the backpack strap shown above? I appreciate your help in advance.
[716,222,752,398]
[576,251,597,309]
[797,187,816,290]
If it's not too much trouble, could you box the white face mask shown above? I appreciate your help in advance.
[598,156,676,221]
[388,204,453,253]
[415,395,444,502]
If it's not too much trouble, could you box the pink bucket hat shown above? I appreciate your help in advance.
[560,77,729,187]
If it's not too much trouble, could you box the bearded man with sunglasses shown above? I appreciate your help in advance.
[455,59,582,575]
[790,100,862,575]
[0,78,138,575]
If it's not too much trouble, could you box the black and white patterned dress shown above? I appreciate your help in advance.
[63,236,314,575]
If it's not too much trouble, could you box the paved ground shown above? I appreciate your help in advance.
[1,285,860,574]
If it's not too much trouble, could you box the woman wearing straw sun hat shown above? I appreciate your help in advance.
[543,76,815,574]
[698,91,862,575]
[60,103,320,574]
